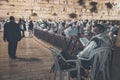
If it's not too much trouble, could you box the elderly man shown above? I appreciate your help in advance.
[77,24,112,58]
[75,24,112,79]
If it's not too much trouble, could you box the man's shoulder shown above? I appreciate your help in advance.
[91,37,103,46]
[4,22,9,25]
[15,22,19,25]
[91,37,99,42]
[4,22,9,27]
[12,22,18,26]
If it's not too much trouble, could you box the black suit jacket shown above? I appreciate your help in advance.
[3,21,22,42]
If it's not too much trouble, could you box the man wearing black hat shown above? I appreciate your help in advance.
[3,16,22,59]
[77,24,112,58]
[76,24,112,79]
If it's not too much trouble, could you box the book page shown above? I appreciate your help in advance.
[79,37,89,46]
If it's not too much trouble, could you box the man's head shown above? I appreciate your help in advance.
[9,16,15,21]
[92,24,106,35]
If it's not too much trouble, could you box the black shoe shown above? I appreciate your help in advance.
[11,56,17,59]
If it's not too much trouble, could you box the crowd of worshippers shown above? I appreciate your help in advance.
[35,19,119,43]
[1,18,119,43]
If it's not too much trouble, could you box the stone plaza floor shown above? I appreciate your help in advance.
[0,32,63,80]
[1,31,120,80]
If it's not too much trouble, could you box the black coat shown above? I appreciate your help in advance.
[28,21,33,30]
[3,21,22,42]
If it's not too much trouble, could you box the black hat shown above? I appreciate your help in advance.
[95,24,105,30]
[9,16,15,21]
[93,24,106,33]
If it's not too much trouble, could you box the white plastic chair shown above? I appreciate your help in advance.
[78,47,112,80]
[50,47,111,80]
[49,47,80,80]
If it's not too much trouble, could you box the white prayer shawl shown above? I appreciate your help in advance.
[77,32,111,59]
[64,26,78,38]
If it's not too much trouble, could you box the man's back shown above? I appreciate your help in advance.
[4,21,21,42]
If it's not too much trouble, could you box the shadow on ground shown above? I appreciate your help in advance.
[15,57,43,62]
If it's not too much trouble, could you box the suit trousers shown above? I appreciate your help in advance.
[8,41,18,58]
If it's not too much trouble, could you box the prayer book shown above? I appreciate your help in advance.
[79,37,89,46]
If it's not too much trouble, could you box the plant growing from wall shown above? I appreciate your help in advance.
[10,4,15,7]
[78,0,85,8]
[52,13,57,16]
[78,0,84,5]
[7,12,9,15]
[105,2,113,9]
[31,13,37,16]
[90,1,97,6]
[89,1,98,13]
[90,6,97,13]
[69,13,77,18]
[105,2,113,15]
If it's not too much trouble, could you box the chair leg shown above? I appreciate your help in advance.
[77,74,80,80]
[103,61,110,80]
[54,69,57,80]
[101,60,110,80]
[103,68,106,80]
[68,72,71,80]
[60,71,64,80]
[77,70,80,80]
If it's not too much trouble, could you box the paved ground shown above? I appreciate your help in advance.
[0,32,63,80]
[2,31,120,80]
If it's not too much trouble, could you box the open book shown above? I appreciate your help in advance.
[79,37,89,46]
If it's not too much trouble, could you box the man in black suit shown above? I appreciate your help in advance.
[3,16,22,59]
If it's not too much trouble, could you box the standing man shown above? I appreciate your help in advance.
[28,20,34,37]
[3,16,22,59]
[18,18,26,37]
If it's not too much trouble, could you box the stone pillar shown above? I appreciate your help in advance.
[111,27,120,80]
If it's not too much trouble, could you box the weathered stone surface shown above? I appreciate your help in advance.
[0,0,120,20]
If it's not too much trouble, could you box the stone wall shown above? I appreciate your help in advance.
[0,0,120,20]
